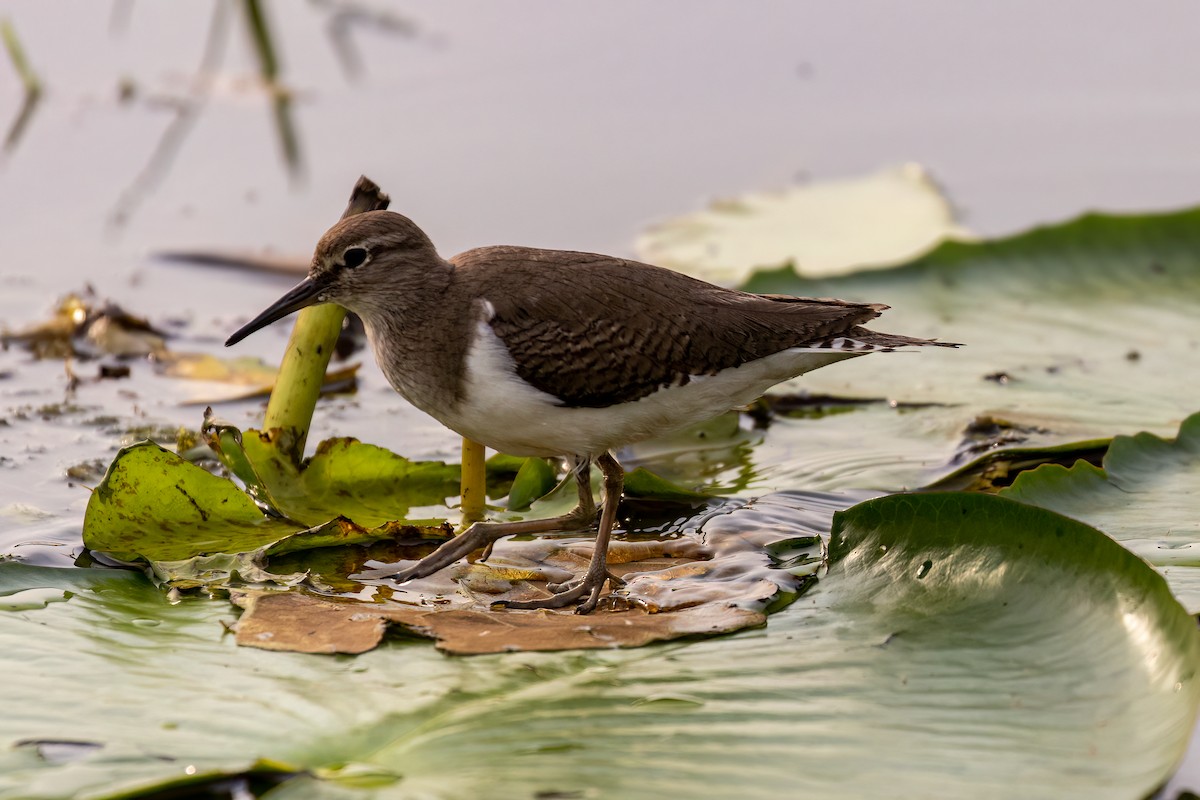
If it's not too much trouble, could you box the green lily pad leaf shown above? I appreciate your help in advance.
[81,442,451,585]
[623,467,711,503]
[82,441,297,563]
[505,457,557,510]
[18,490,1198,798]
[492,461,720,523]
[926,435,1111,492]
[204,420,460,528]
[623,410,760,495]
[742,208,1199,438]
[483,452,527,477]
[723,207,1200,493]
[1001,411,1200,609]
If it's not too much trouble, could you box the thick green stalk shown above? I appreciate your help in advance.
[262,305,346,461]
[262,176,389,463]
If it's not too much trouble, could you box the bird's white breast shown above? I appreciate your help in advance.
[432,303,862,457]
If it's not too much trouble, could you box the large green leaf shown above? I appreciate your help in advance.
[7,492,1196,799]
[725,208,1200,492]
[205,424,461,528]
[82,441,298,563]
[1002,411,1200,610]
[81,442,450,585]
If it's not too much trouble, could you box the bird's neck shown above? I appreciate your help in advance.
[354,261,476,414]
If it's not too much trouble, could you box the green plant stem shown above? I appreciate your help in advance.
[262,176,389,463]
[1,19,40,96]
[262,305,345,460]
[239,0,278,81]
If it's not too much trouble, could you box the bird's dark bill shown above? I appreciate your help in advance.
[225,276,329,346]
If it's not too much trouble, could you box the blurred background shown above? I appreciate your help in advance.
[3,0,1200,297]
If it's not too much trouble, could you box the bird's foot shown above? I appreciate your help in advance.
[390,522,501,584]
[391,505,599,585]
[495,564,620,615]
[547,569,625,594]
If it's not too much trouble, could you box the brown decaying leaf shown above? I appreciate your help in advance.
[233,591,765,656]
[231,493,829,655]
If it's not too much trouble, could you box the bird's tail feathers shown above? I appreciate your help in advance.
[797,327,962,354]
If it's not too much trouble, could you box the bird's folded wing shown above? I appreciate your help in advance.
[457,248,881,409]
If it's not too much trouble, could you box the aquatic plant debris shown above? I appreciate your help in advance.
[84,430,826,652]
[233,493,827,655]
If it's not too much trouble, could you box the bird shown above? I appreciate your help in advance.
[226,210,957,613]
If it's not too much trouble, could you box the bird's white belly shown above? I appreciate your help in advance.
[432,320,859,457]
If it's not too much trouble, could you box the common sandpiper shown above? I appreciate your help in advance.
[227,210,957,613]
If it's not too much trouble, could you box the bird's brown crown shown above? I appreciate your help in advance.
[310,210,441,279]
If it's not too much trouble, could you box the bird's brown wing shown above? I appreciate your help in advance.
[452,247,884,408]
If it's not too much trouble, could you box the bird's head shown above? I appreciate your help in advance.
[225,210,443,346]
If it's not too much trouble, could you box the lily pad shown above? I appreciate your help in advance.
[1002,411,1200,610]
[82,441,299,563]
[636,163,971,285]
[926,435,1111,492]
[204,423,461,528]
[724,207,1200,493]
[743,208,1200,438]
[3,491,1196,798]
[504,456,557,510]
[623,466,711,503]
[81,441,450,586]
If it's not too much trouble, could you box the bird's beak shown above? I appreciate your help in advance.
[225,275,331,346]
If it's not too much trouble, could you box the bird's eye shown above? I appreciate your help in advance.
[343,247,369,269]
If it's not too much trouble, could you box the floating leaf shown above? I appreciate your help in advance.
[237,493,834,655]
[482,452,526,477]
[623,467,710,503]
[926,435,1110,492]
[7,491,1196,797]
[156,353,281,385]
[637,163,971,285]
[1002,411,1200,610]
[82,441,296,563]
[731,207,1200,492]
[743,209,1199,437]
[81,441,450,586]
[204,422,460,528]
[504,457,557,510]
